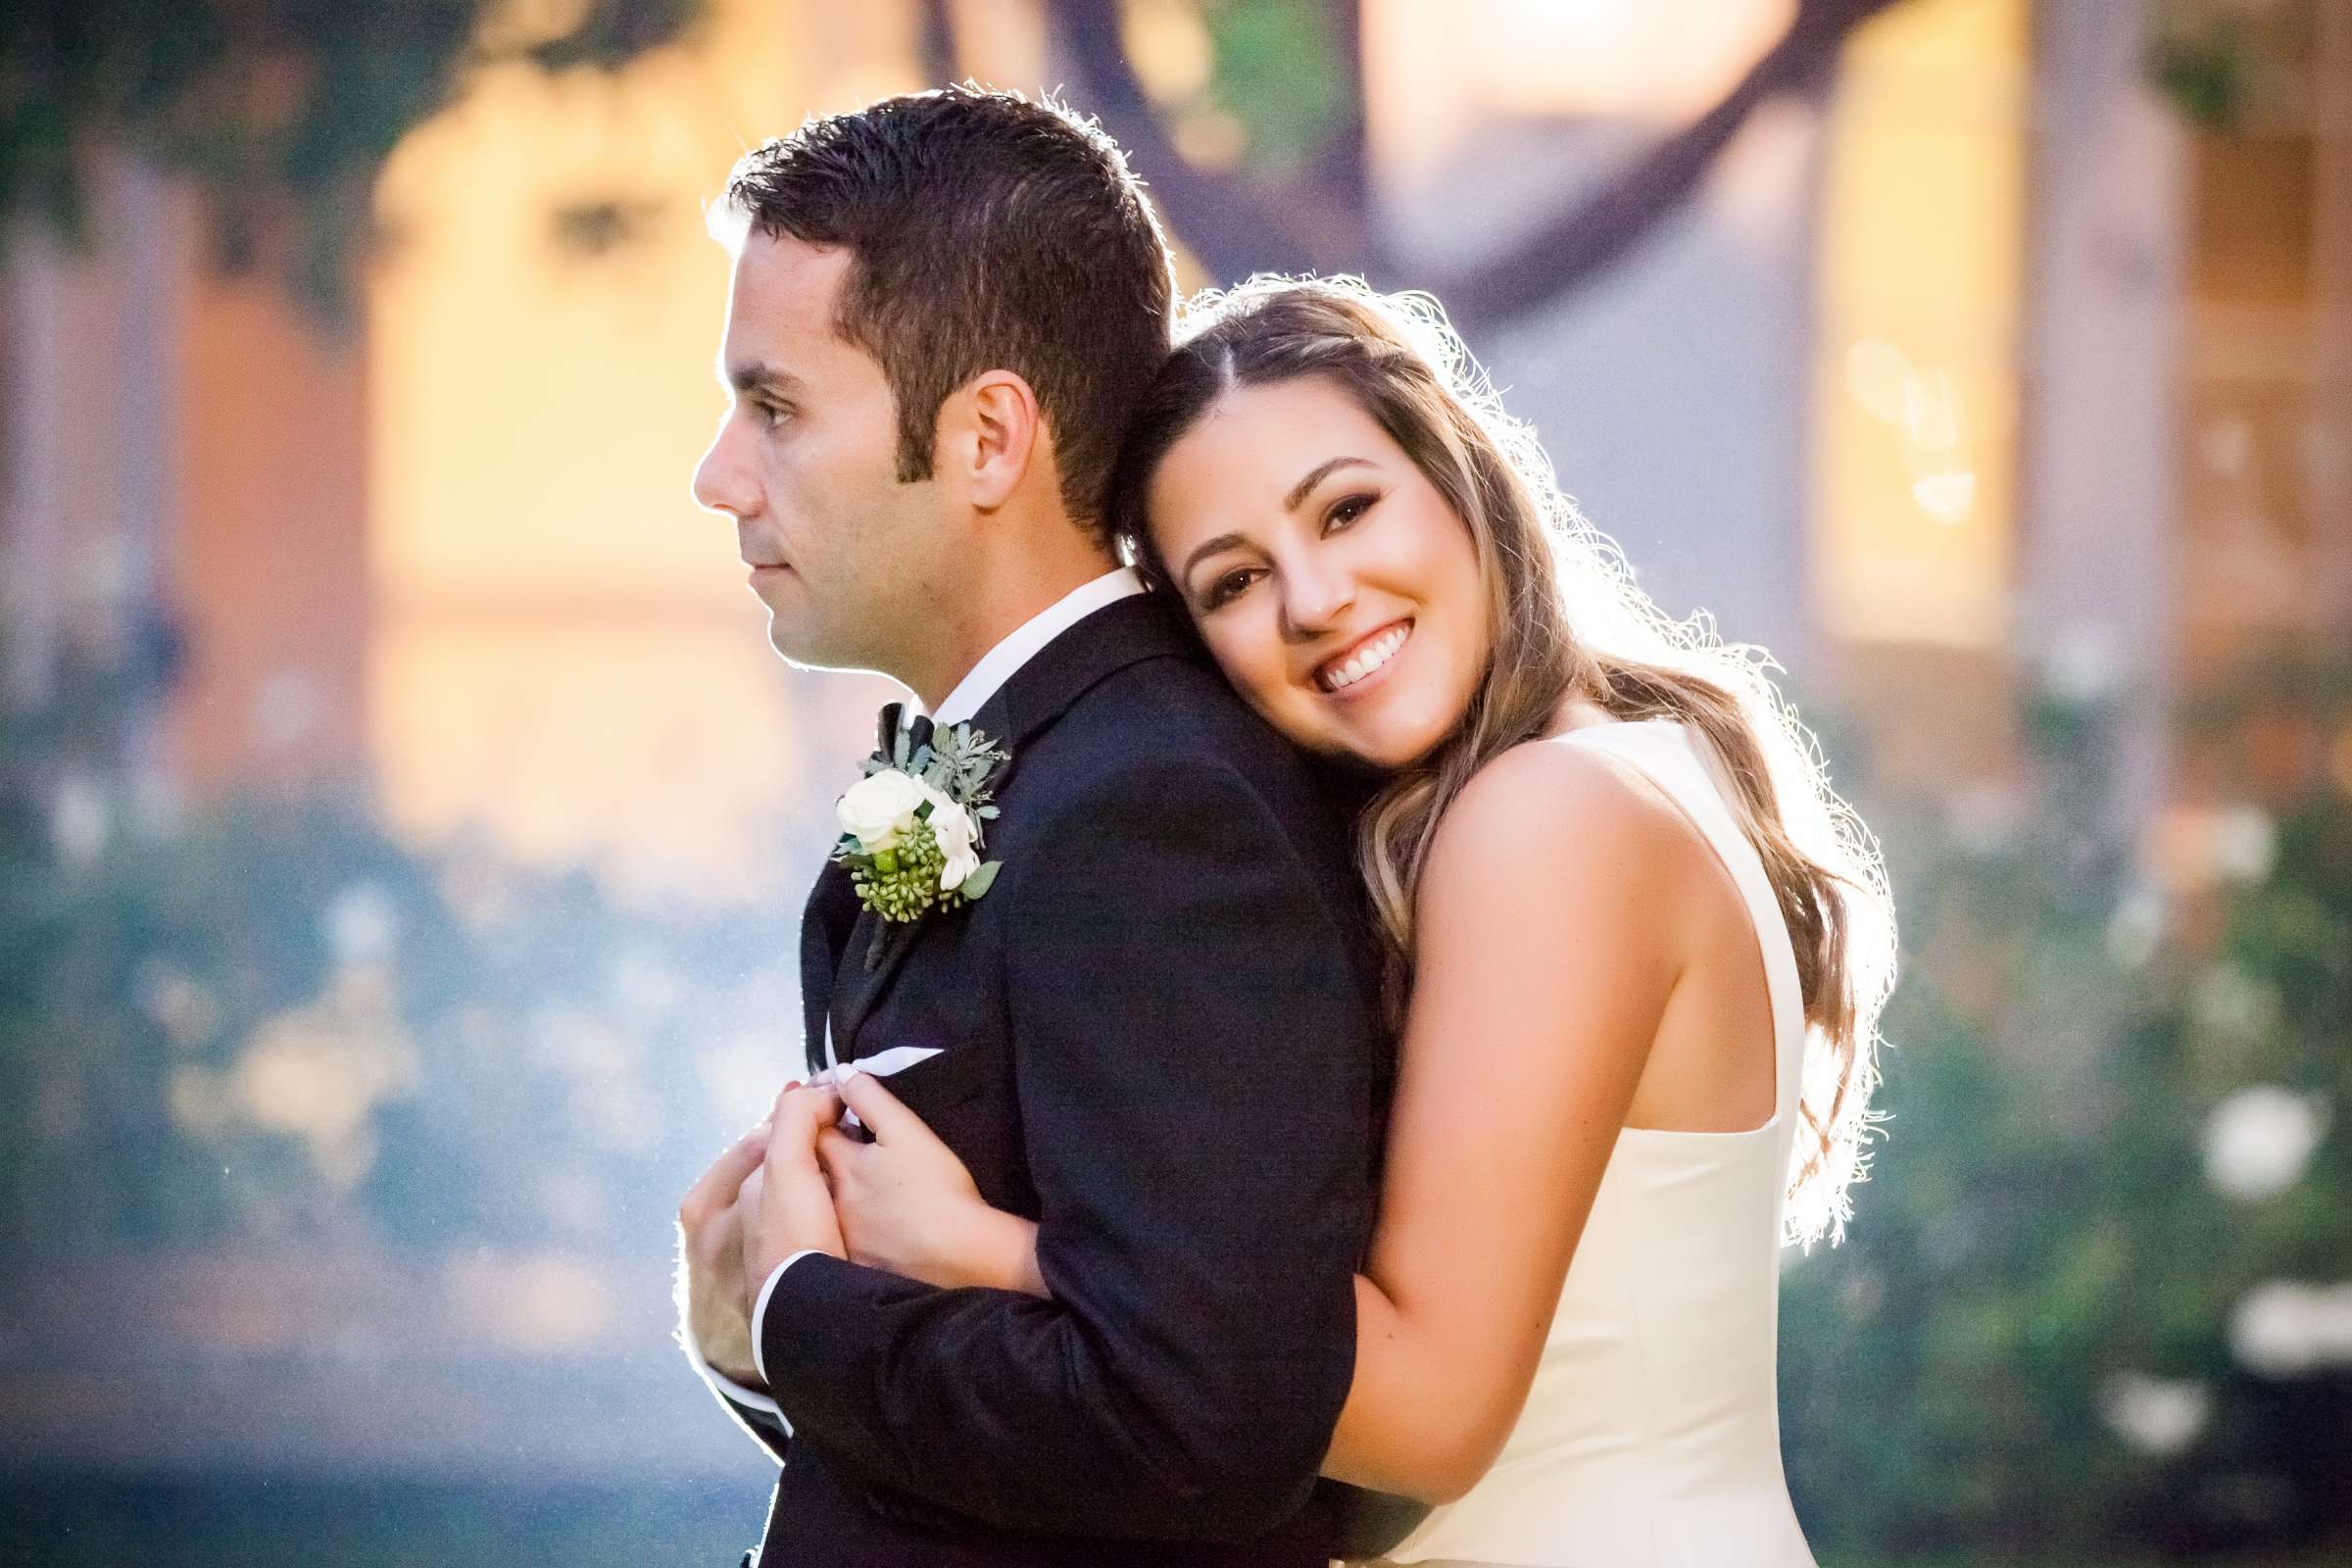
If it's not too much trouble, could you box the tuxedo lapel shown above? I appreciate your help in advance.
[827,903,922,1056]
[822,591,1198,1062]
[800,860,860,1078]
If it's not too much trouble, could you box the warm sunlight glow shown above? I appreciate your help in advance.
[1809,0,2025,647]
[366,0,906,897]
[1365,0,1795,185]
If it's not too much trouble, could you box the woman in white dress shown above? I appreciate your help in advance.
[779,278,1896,1566]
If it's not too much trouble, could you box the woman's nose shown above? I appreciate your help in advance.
[1280,557,1357,639]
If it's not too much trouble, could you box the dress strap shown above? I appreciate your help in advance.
[1552,722,1806,1122]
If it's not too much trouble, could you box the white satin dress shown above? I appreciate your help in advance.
[1361,721,1818,1568]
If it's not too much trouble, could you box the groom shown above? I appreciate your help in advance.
[671,89,1413,1566]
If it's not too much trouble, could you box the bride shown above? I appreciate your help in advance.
[766,277,1895,1566]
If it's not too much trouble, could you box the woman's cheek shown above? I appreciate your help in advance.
[1208,618,1277,711]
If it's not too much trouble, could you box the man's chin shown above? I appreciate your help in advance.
[766,621,880,680]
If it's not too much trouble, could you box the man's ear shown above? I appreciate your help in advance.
[947,370,1042,512]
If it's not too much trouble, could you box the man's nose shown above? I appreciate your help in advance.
[691,421,754,519]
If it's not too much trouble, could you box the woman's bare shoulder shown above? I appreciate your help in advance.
[1430,728,1708,890]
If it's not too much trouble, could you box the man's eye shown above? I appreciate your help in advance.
[757,402,792,429]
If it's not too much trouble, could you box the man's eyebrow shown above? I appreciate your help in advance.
[720,358,804,395]
[1178,532,1249,590]
[1284,456,1374,514]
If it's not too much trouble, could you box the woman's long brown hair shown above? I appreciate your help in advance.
[1109,278,1896,1246]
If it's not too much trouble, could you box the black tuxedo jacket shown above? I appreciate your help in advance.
[710,592,1424,1566]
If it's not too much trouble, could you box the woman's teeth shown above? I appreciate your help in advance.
[1318,624,1408,693]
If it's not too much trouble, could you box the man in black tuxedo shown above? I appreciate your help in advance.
[671,89,1416,1566]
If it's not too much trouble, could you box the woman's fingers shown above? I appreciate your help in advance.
[679,1112,777,1228]
[767,1080,842,1138]
[834,1065,930,1147]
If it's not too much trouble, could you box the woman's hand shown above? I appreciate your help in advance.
[822,1065,1047,1297]
[744,1081,847,1296]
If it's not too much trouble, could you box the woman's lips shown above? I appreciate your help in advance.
[1313,619,1411,697]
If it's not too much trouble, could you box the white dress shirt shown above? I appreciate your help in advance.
[686,565,1147,1422]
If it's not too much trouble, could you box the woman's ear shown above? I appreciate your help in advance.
[953,369,1042,512]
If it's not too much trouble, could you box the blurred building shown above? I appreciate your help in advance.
[8,0,2341,902]
[2,156,370,813]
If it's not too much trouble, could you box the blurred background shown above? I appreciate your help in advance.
[1,0,2346,1562]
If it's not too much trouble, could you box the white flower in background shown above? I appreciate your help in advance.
[2188,963,2282,1043]
[2042,627,2121,704]
[924,788,982,891]
[2203,1085,2330,1201]
[2098,1372,2209,1456]
[2145,805,2279,893]
[2106,884,2167,969]
[50,771,109,866]
[2211,805,2277,884]
[324,881,401,969]
[836,767,927,852]
[2230,1281,2352,1377]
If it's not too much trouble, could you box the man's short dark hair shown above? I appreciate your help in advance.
[714,86,1176,541]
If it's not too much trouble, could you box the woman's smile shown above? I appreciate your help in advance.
[1311,619,1412,697]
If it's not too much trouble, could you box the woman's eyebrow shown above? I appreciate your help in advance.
[1179,531,1249,587]
[1284,456,1374,513]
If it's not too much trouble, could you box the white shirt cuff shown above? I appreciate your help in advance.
[749,1249,824,1389]
[682,1323,787,1428]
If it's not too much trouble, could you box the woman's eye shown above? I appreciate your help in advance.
[1203,567,1259,610]
[1325,492,1377,531]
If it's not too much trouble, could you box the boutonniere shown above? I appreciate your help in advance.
[832,718,1009,967]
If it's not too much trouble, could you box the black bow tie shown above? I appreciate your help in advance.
[874,701,935,764]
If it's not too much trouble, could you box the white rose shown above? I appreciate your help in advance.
[2230,1280,2352,1377]
[923,789,982,891]
[837,768,926,852]
[2098,1372,2209,1456]
[2203,1085,2329,1202]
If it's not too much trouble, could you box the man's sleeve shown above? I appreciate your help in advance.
[680,1315,793,1467]
[755,755,1375,1541]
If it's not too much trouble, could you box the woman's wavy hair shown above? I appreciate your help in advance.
[1107,277,1896,1247]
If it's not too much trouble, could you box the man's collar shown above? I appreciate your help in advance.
[967,589,1198,766]
[927,566,1146,725]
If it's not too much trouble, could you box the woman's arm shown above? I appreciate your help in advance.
[1319,741,1697,1503]
[824,740,1701,1504]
